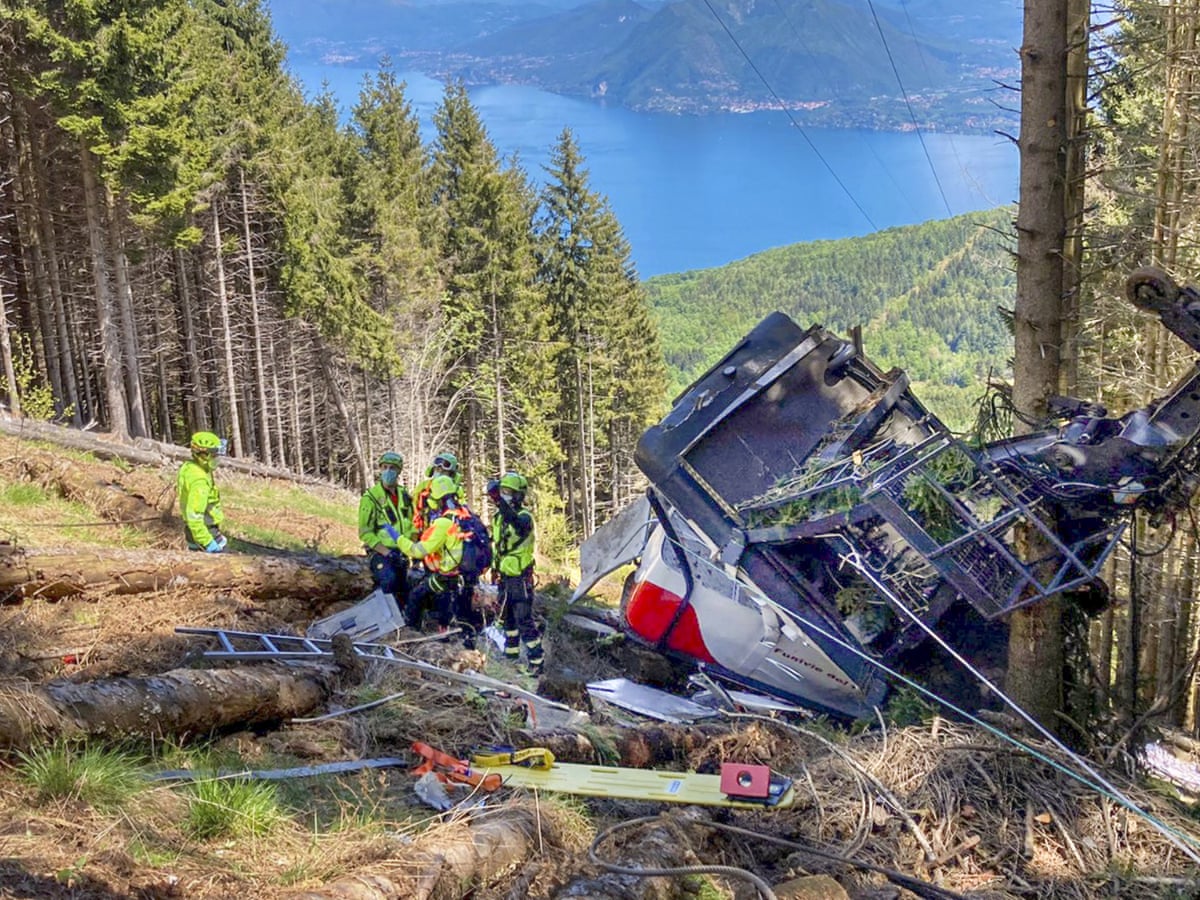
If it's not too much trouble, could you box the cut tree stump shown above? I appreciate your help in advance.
[0,544,369,604]
[0,663,340,751]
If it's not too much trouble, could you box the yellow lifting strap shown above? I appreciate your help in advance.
[471,746,556,770]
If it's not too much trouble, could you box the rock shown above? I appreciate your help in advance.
[772,874,851,900]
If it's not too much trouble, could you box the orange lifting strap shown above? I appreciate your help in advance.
[410,741,503,792]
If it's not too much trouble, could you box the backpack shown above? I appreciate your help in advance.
[448,506,493,577]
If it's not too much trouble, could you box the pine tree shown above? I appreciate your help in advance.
[538,128,666,535]
[429,82,556,501]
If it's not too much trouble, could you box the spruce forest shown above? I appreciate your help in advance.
[0,0,667,548]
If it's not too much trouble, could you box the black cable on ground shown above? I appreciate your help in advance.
[588,811,972,900]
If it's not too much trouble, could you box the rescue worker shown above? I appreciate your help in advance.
[358,451,415,608]
[487,471,542,674]
[396,474,465,631]
[412,451,462,533]
[411,451,483,641]
[178,431,227,552]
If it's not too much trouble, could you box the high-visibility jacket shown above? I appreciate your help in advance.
[178,459,224,547]
[358,483,415,550]
[398,513,464,574]
[492,504,534,577]
[412,472,464,533]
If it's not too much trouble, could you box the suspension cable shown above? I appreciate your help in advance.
[864,0,951,215]
[699,0,878,231]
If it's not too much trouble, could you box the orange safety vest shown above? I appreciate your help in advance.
[419,515,463,575]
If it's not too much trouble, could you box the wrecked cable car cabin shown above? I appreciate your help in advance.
[581,309,1149,719]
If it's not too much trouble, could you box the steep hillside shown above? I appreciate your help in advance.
[0,430,1196,899]
[645,205,1016,424]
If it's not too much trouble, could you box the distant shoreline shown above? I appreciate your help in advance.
[292,54,1015,136]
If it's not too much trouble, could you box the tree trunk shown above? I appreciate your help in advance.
[0,279,19,418]
[31,120,80,424]
[240,168,272,465]
[1059,0,1089,395]
[0,413,339,486]
[269,333,286,469]
[211,203,243,456]
[289,335,305,474]
[0,545,369,605]
[318,350,370,490]
[175,246,207,432]
[1006,0,1071,730]
[107,193,148,438]
[12,104,64,415]
[79,138,129,439]
[0,663,339,751]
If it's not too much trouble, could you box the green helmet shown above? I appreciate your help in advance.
[378,451,404,469]
[428,474,458,502]
[191,431,221,451]
[430,451,459,477]
[499,471,528,492]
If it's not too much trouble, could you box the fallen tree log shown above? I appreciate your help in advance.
[289,806,544,900]
[0,545,369,605]
[516,723,733,767]
[0,413,335,486]
[10,452,180,545]
[0,663,340,751]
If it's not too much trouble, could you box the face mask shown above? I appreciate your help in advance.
[380,469,398,488]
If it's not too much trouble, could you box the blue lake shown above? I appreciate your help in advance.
[290,64,1018,278]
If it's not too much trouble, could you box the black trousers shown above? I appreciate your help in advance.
[405,570,462,629]
[501,571,542,666]
[368,550,409,603]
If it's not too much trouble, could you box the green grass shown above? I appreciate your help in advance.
[0,478,157,549]
[219,479,359,554]
[127,836,182,867]
[183,776,284,840]
[16,742,147,811]
[1,482,51,505]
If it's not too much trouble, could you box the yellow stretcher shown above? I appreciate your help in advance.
[472,761,796,809]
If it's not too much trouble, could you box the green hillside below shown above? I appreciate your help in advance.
[645,206,1016,429]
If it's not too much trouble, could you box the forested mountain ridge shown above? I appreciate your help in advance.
[646,206,1016,423]
[271,0,1021,130]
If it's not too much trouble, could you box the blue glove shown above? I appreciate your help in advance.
[205,539,222,553]
[215,535,228,551]
[383,524,400,542]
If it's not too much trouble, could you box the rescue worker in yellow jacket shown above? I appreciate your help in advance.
[178,431,227,552]
[395,475,464,631]
[358,451,416,607]
[487,471,542,674]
